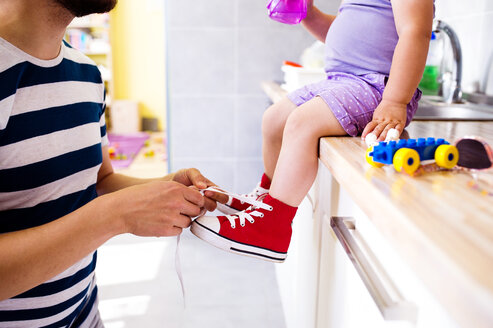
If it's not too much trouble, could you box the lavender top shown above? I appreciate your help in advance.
[324,0,399,76]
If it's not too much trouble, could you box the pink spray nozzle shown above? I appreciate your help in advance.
[267,0,308,25]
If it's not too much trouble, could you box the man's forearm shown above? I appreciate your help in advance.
[301,6,336,42]
[0,194,121,300]
[382,28,431,104]
[96,146,176,195]
[96,172,171,195]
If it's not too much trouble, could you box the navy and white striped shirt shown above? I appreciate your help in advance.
[0,37,108,327]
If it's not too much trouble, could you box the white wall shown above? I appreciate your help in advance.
[435,0,493,94]
[166,0,338,193]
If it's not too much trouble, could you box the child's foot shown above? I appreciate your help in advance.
[191,194,297,262]
[216,173,271,215]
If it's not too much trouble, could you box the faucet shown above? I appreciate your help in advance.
[434,20,463,103]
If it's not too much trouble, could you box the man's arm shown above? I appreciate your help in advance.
[362,0,434,140]
[0,194,119,301]
[0,171,206,300]
[96,146,227,210]
[301,0,339,42]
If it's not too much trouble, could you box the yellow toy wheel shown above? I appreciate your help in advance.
[393,148,420,175]
[435,144,459,169]
[366,147,385,168]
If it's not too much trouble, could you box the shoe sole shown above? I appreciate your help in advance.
[190,220,287,263]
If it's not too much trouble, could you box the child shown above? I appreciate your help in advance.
[191,0,434,262]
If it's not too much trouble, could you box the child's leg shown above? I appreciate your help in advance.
[261,96,298,179]
[215,96,298,215]
[191,96,347,262]
[269,96,347,207]
[192,74,387,262]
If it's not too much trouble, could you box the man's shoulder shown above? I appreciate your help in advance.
[62,40,99,68]
[0,39,99,73]
[0,39,27,74]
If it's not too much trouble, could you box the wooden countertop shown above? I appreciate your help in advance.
[320,124,493,328]
[262,81,493,328]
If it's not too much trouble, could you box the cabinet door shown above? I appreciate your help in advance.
[276,187,322,328]
[315,165,460,328]
[327,215,416,328]
[349,204,460,328]
[276,162,341,328]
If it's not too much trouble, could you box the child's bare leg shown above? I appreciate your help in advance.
[261,96,298,179]
[269,97,347,206]
[192,98,347,262]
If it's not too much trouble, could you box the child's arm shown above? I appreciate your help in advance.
[361,0,434,141]
[301,0,338,42]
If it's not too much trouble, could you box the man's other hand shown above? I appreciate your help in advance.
[170,168,228,211]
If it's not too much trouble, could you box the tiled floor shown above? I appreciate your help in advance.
[96,230,286,328]
[96,133,286,327]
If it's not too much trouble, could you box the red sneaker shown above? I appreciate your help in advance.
[191,194,297,262]
[216,174,271,215]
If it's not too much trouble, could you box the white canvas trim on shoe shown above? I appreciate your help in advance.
[190,220,286,263]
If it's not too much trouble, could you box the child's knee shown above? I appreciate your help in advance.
[283,109,312,138]
[284,106,337,139]
[262,103,288,138]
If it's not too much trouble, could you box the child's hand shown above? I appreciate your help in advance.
[361,99,407,142]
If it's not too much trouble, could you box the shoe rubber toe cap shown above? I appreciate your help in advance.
[195,216,221,233]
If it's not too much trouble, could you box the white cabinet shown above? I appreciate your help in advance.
[277,162,460,328]
[275,188,320,328]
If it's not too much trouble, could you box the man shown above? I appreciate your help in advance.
[0,0,226,326]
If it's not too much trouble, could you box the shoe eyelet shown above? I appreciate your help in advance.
[260,213,264,218]
[231,224,236,229]
[250,219,255,223]
[240,223,245,227]
[269,206,273,211]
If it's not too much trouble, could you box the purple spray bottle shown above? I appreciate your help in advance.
[267,0,308,25]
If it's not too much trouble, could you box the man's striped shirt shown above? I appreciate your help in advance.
[0,37,108,327]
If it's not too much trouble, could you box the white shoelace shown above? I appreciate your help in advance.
[175,186,271,307]
[235,183,269,205]
[202,187,273,229]
[175,234,185,307]
[201,186,271,211]
[224,209,265,229]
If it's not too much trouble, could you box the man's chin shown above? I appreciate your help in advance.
[54,0,117,17]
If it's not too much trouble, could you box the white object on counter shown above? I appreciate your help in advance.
[364,133,378,147]
[281,65,326,92]
[364,128,400,148]
[300,41,325,69]
[385,128,400,141]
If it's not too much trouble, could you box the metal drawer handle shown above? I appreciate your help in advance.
[330,216,418,323]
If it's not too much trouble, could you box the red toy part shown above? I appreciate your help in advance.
[283,60,303,68]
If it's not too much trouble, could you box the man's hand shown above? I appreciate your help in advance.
[169,168,228,211]
[171,168,211,188]
[109,181,207,237]
[362,99,407,141]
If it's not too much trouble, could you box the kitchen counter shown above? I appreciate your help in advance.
[262,81,493,327]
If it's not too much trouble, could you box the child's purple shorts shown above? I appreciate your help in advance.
[287,72,422,137]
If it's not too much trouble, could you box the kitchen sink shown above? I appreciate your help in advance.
[413,95,493,121]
